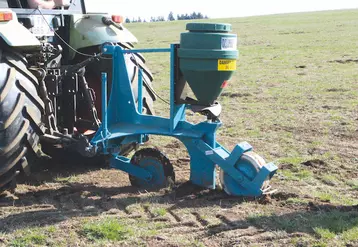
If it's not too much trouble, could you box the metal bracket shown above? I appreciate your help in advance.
[110,155,152,181]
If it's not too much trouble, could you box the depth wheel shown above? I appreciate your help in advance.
[219,151,269,196]
[129,148,175,190]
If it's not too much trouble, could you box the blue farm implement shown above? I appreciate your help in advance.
[0,1,278,196]
[84,23,278,197]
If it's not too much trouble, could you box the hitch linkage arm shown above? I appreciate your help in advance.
[61,53,102,77]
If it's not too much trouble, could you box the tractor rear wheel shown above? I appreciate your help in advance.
[0,49,44,193]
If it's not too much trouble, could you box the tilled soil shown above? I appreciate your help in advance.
[1,149,357,246]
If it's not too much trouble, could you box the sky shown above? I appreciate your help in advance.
[85,0,358,20]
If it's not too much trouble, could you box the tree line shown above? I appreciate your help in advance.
[126,11,209,23]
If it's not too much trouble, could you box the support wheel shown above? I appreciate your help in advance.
[219,151,269,196]
[129,148,175,190]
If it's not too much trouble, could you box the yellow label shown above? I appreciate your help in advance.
[218,59,236,71]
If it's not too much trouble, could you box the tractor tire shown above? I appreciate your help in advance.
[0,49,45,193]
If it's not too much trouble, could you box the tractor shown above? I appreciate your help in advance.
[0,0,156,192]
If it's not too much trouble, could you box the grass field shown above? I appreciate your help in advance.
[1,9,358,247]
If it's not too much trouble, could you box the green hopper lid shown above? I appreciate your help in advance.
[186,23,232,32]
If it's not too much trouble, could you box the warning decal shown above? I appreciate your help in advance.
[218,59,236,71]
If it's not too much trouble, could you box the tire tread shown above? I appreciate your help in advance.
[0,50,44,192]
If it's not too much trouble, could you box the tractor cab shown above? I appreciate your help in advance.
[5,0,83,11]
[1,0,137,68]
[3,0,83,63]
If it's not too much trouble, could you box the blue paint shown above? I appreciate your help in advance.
[138,69,143,114]
[101,72,108,137]
[111,155,152,181]
[180,137,216,189]
[100,72,110,153]
[90,44,278,197]
[169,44,186,132]
[122,48,171,53]
[226,142,253,167]
[254,162,277,181]
[138,68,143,144]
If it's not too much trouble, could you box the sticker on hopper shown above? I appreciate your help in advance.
[218,59,236,71]
[221,37,237,50]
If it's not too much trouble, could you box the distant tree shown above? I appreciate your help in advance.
[145,11,209,23]
[157,16,165,22]
[138,16,142,23]
[125,17,131,23]
[168,11,175,21]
